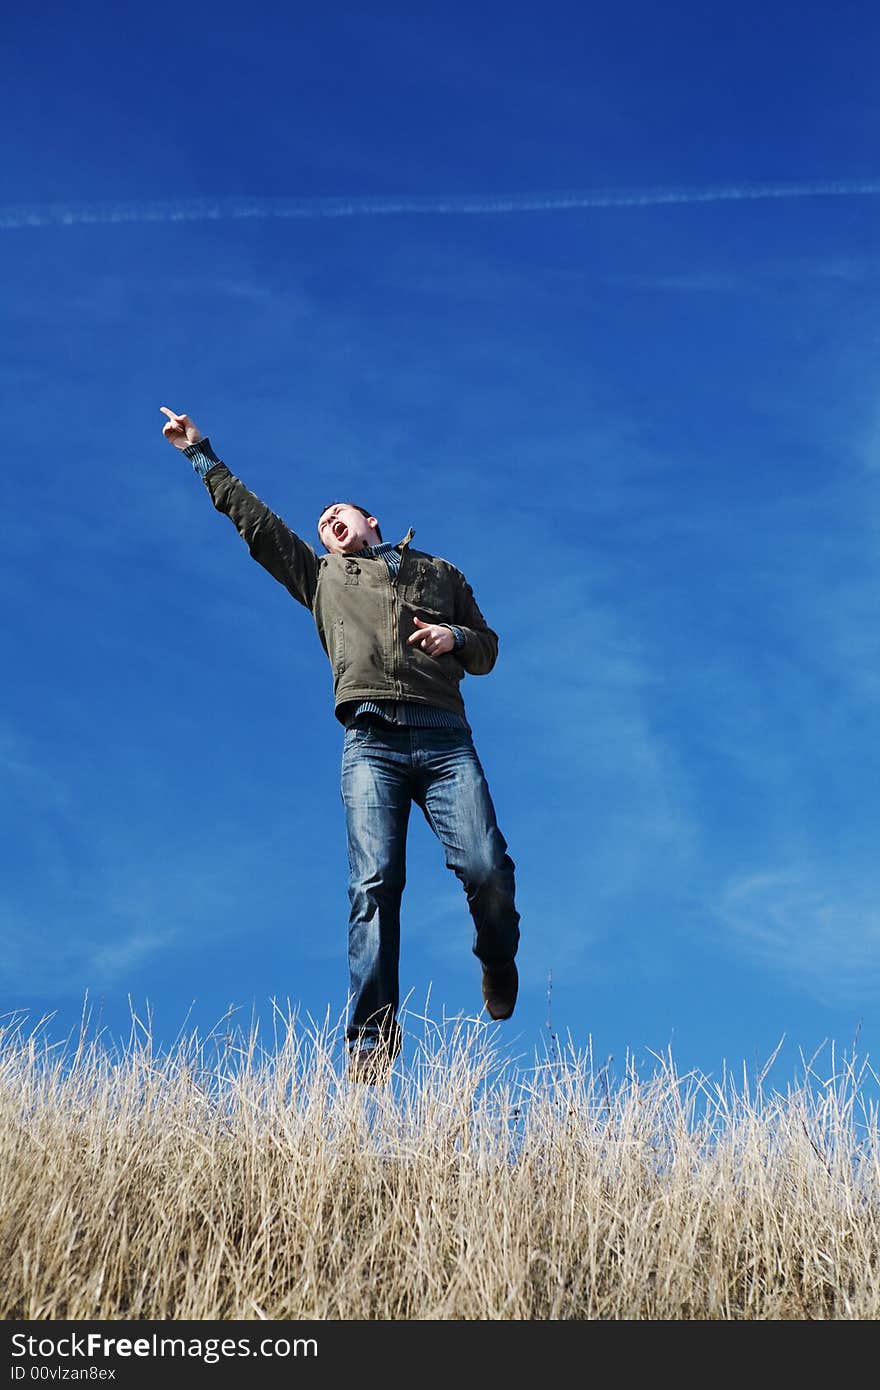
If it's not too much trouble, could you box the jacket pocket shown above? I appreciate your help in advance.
[439,652,465,684]
[332,618,346,674]
[408,560,451,613]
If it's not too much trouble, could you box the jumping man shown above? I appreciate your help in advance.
[160,408,521,1081]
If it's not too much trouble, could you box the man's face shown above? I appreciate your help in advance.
[317,503,380,555]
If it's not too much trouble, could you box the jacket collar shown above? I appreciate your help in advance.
[353,529,416,560]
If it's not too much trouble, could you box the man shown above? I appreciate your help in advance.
[160,407,521,1081]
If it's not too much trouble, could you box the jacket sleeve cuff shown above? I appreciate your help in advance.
[443,625,466,650]
[183,436,222,479]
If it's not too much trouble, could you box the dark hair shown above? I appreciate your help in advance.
[317,503,383,543]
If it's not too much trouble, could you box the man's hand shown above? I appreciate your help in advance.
[160,406,203,451]
[407,616,455,658]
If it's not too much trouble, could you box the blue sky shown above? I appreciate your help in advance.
[3,0,880,1089]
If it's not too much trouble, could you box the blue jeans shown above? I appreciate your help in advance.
[340,721,520,1055]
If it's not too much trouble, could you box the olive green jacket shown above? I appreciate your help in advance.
[203,462,499,724]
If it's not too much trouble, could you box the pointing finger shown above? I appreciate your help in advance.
[159,406,180,421]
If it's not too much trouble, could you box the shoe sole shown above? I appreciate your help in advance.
[481,963,518,1020]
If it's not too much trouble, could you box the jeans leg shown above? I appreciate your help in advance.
[341,728,411,1054]
[414,732,520,967]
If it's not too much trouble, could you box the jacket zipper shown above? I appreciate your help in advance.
[390,553,402,699]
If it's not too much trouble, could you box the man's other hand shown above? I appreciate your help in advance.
[160,407,203,451]
[407,616,455,658]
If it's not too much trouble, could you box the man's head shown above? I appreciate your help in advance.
[317,502,383,554]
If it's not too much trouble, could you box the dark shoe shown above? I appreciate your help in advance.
[348,1037,398,1085]
[481,961,518,1020]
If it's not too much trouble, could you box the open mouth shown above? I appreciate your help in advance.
[333,520,348,543]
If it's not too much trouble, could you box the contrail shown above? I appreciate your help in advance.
[2,180,880,229]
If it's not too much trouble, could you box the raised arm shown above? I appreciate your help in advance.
[160,407,320,610]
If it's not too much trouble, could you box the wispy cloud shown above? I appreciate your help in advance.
[0,910,176,998]
[0,720,292,998]
[3,180,880,229]
[719,867,880,1004]
[604,254,878,296]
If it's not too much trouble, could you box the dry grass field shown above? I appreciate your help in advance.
[1,1004,878,1320]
